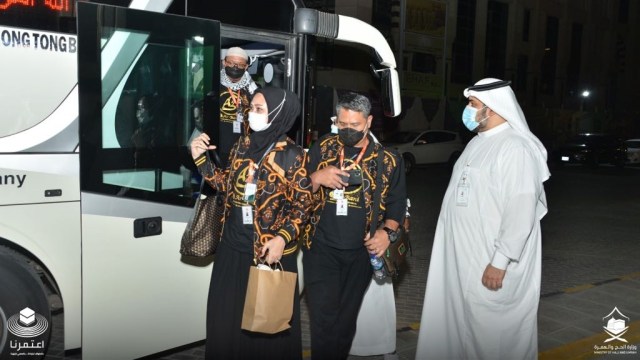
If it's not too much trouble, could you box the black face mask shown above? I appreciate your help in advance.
[338,128,366,147]
[224,66,245,79]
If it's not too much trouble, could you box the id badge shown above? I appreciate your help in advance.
[236,112,244,122]
[233,121,242,134]
[336,198,348,216]
[456,183,470,207]
[244,183,257,203]
[456,166,470,206]
[242,206,253,224]
[332,189,344,200]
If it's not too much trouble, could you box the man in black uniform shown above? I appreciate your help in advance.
[302,92,407,360]
[217,46,258,164]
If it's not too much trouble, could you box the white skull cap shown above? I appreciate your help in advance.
[225,47,248,61]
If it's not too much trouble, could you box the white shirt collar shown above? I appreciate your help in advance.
[477,122,510,138]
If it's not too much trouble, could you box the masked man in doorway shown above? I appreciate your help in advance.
[217,46,258,165]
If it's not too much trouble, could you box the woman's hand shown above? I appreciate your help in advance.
[190,133,217,160]
[259,236,286,265]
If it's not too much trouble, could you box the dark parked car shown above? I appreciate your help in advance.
[555,133,627,167]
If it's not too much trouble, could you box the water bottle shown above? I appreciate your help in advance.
[370,253,386,279]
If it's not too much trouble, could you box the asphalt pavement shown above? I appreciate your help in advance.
[43,163,640,359]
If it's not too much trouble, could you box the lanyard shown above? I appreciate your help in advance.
[339,145,367,170]
[246,142,276,184]
[227,87,240,108]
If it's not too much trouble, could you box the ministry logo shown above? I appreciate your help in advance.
[602,307,629,343]
[593,307,637,356]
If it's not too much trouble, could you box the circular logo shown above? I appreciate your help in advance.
[233,165,250,194]
[6,313,48,338]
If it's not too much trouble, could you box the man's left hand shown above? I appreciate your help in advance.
[364,230,390,258]
[482,264,506,291]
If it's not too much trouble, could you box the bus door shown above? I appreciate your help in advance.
[215,25,305,286]
[216,24,304,144]
[76,3,220,358]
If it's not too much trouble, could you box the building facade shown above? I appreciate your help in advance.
[308,0,640,144]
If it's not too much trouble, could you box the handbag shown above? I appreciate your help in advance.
[241,263,298,334]
[179,151,225,257]
[381,228,410,278]
[369,149,411,279]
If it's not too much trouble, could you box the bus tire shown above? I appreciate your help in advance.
[0,249,51,359]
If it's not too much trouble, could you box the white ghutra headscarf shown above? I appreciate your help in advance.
[464,78,550,182]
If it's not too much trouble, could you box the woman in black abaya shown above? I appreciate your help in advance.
[190,87,313,359]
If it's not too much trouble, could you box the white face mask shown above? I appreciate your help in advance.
[248,112,272,132]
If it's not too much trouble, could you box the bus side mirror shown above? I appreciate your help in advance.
[294,8,339,38]
[294,8,401,117]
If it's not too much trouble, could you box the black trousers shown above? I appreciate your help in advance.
[303,241,373,360]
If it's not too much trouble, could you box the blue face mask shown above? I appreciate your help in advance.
[461,105,486,131]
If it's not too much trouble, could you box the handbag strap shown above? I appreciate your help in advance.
[368,148,385,239]
[212,138,243,197]
[198,150,219,192]
[208,149,223,168]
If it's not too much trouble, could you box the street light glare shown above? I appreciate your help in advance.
[582,90,590,97]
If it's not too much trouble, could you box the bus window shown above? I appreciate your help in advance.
[78,4,220,206]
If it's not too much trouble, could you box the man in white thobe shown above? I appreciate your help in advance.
[349,277,397,357]
[415,78,550,360]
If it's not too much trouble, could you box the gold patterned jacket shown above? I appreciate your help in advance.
[195,136,314,258]
[301,134,407,249]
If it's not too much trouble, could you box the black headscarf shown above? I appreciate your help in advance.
[246,87,301,161]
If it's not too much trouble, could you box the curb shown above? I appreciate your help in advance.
[541,272,640,298]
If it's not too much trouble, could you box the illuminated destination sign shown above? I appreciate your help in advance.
[0,0,73,14]
[0,0,75,33]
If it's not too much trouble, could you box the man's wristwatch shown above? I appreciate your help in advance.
[383,226,399,243]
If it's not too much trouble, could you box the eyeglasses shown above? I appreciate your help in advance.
[224,59,247,68]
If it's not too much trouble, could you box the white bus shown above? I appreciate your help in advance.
[0,0,400,358]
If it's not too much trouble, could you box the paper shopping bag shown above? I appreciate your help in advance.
[241,265,297,334]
